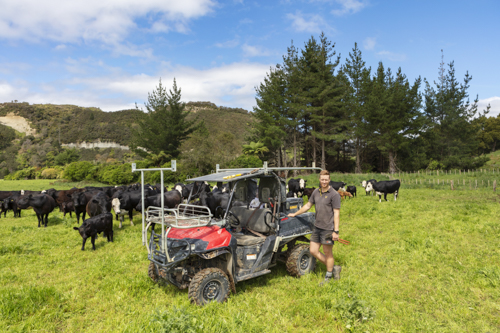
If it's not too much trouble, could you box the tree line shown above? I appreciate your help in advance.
[252,33,494,173]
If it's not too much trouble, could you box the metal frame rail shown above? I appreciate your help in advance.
[131,161,176,245]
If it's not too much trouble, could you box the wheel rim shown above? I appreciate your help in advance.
[299,253,310,271]
[203,280,221,301]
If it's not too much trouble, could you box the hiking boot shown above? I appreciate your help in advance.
[333,265,342,280]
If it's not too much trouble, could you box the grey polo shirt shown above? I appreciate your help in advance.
[308,186,341,230]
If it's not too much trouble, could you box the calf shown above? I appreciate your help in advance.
[16,194,57,227]
[73,212,113,250]
[346,185,357,198]
[327,181,346,191]
[337,190,353,200]
[71,191,95,224]
[61,201,74,217]
[302,187,316,199]
[1,195,22,218]
[365,180,401,202]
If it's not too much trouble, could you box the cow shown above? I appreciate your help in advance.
[365,180,401,202]
[113,190,145,223]
[134,190,182,213]
[1,194,22,218]
[71,191,95,224]
[61,201,74,217]
[73,212,113,251]
[346,185,357,198]
[325,181,346,191]
[16,194,57,227]
[86,192,111,218]
[288,178,307,197]
[176,182,211,202]
[55,188,80,211]
[338,190,353,200]
[302,187,316,199]
[361,179,377,196]
[0,190,19,201]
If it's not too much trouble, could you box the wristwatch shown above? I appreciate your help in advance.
[333,230,339,234]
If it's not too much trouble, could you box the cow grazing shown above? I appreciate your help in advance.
[302,187,316,199]
[16,194,57,227]
[361,179,377,196]
[73,212,113,250]
[288,178,307,197]
[346,185,357,198]
[365,180,401,202]
[86,192,111,218]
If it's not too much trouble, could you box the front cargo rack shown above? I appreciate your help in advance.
[145,204,212,228]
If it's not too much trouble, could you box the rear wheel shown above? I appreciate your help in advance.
[286,244,316,277]
[188,268,230,305]
[148,262,159,283]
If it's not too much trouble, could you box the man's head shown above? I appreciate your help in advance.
[319,170,330,190]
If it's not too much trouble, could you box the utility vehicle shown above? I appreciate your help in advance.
[144,164,320,305]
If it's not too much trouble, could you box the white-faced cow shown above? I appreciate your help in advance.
[365,180,401,202]
[361,179,377,196]
[288,178,307,197]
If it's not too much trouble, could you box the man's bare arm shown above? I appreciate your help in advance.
[288,202,313,217]
[332,208,340,240]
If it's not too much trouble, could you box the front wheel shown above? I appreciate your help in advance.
[148,262,159,283]
[188,268,230,305]
[286,244,316,277]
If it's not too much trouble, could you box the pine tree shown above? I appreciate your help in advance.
[132,79,200,162]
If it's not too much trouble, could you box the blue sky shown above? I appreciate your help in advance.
[1,0,499,116]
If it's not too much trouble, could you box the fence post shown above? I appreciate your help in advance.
[475,179,477,190]
[451,180,454,191]
[494,180,497,192]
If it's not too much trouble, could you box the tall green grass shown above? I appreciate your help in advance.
[0,181,499,332]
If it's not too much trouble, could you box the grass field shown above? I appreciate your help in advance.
[0,179,499,332]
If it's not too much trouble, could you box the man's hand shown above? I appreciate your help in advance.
[332,232,339,241]
[288,212,296,217]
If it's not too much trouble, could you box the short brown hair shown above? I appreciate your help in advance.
[319,170,330,177]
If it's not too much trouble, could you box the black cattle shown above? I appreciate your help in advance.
[361,179,377,196]
[286,191,295,198]
[113,190,149,222]
[61,201,74,217]
[16,194,57,227]
[288,178,307,197]
[365,180,401,202]
[86,192,111,218]
[71,191,95,224]
[175,182,211,201]
[0,190,19,201]
[326,181,346,191]
[73,212,113,251]
[1,194,22,218]
[134,190,182,213]
[346,185,357,198]
[198,191,247,218]
[302,187,316,198]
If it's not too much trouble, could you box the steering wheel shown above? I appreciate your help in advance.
[226,210,240,226]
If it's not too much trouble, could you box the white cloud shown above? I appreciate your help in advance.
[363,37,376,50]
[0,62,272,112]
[215,38,240,48]
[0,0,216,46]
[478,96,500,117]
[332,0,368,16]
[241,44,273,57]
[287,11,334,34]
[377,50,407,62]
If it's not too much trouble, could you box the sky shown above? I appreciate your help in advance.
[0,0,499,117]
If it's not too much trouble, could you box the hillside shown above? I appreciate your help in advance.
[0,101,255,147]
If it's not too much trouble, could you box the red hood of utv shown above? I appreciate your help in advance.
[167,225,232,250]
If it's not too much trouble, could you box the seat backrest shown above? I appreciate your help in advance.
[230,206,272,233]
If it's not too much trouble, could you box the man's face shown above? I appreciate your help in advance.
[319,175,330,189]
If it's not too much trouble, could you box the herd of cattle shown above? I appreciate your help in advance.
[0,178,400,250]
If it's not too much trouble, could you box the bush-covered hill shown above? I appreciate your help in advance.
[0,101,255,147]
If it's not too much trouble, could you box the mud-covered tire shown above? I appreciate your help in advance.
[286,244,316,277]
[188,268,230,305]
[148,262,159,283]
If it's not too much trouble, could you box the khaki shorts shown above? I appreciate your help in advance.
[310,226,334,245]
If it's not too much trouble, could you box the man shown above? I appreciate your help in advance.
[288,170,341,285]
